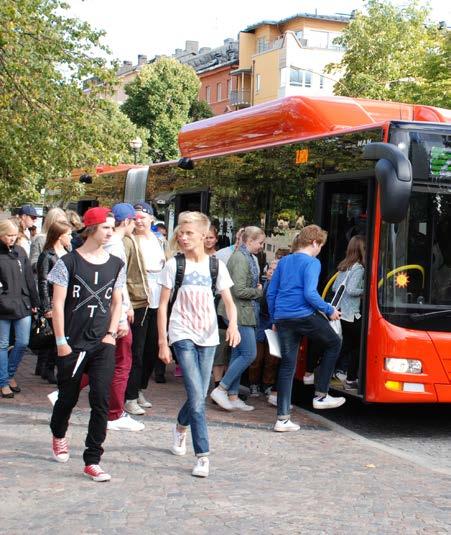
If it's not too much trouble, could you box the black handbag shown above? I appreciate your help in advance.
[29,313,54,350]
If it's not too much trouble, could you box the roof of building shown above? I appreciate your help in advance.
[181,41,238,73]
[243,12,350,32]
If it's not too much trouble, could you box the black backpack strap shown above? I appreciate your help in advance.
[209,255,219,295]
[168,253,186,319]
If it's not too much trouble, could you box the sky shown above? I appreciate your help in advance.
[67,0,450,64]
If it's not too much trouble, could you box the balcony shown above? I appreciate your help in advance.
[230,90,251,108]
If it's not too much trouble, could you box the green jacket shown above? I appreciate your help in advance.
[123,235,150,310]
[217,250,263,326]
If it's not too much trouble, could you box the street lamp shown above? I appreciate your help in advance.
[129,136,143,164]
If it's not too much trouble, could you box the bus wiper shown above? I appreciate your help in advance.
[410,309,451,321]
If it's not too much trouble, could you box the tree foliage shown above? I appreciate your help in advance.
[0,0,147,207]
[121,57,201,162]
[325,0,450,108]
[189,100,214,122]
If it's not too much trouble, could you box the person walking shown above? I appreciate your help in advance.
[48,207,125,482]
[267,225,345,433]
[332,235,365,389]
[16,204,38,256]
[211,226,265,411]
[104,203,145,432]
[36,220,72,383]
[0,219,39,398]
[30,207,68,271]
[158,211,239,478]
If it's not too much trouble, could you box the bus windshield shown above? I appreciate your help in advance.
[378,129,451,332]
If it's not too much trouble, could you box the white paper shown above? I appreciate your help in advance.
[264,329,282,358]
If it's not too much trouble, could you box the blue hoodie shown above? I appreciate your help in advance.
[267,253,333,322]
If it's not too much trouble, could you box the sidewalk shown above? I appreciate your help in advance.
[1,352,450,534]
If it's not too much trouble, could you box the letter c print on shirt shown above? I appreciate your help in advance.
[73,274,115,315]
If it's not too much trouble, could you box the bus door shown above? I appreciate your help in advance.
[314,174,375,396]
[173,188,210,225]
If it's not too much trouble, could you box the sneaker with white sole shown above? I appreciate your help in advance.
[274,419,300,432]
[192,456,209,478]
[303,373,315,385]
[107,413,145,431]
[171,425,187,456]
[344,379,358,390]
[210,387,233,411]
[333,371,347,383]
[230,397,254,411]
[83,464,111,482]
[249,384,260,397]
[138,390,152,408]
[313,394,346,409]
[52,436,70,463]
[124,399,146,415]
[268,394,292,409]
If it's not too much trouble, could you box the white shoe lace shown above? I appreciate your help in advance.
[54,437,68,455]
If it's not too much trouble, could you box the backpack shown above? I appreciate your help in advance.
[167,253,219,321]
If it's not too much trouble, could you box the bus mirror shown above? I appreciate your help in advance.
[178,158,194,170]
[363,142,412,223]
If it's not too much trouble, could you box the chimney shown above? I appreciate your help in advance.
[137,54,147,65]
[185,40,199,54]
[199,47,211,55]
[174,48,183,56]
[123,60,132,67]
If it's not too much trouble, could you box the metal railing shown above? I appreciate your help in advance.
[230,90,251,106]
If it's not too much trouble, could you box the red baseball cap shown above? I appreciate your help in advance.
[82,207,112,228]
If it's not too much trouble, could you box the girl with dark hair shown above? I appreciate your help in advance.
[332,235,366,389]
[36,221,72,383]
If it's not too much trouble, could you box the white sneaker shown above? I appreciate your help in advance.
[47,390,59,406]
[333,371,347,383]
[171,425,187,456]
[124,399,146,415]
[192,456,209,477]
[313,394,346,410]
[274,419,300,432]
[303,373,315,385]
[229,398,254,411]
[138,390,152,408]
[210,387,233,411]
[249,384,260,397]
[107,413,145,431]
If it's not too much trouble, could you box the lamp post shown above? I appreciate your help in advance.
[129,136,143,164]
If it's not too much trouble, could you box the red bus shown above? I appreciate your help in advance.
[85,95,451,403]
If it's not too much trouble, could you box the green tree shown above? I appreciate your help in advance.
[325,0,450,108]
[189,100,214,122]
[121,57,201,162]
[0,0,146,207]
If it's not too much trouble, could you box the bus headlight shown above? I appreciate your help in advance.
[384,358,422,374]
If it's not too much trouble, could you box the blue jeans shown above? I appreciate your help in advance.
[0,316,32,388]
[276,313,341,418]
[172,340,216,456]
[220,324,257,395]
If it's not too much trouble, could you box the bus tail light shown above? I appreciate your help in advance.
[384,358,422,374]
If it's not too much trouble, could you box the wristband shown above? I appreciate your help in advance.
[55,336,67,346]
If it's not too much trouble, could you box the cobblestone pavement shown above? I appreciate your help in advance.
[1,354,450,534]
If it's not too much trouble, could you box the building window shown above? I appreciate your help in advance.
[227,79,232,97]
[305,30,343,50]
[217,82,222,102]
[206,85,211,103]
[320,75,325,89]
[256,74,261,93]
[257,37,269,53]
[290,67,312,88]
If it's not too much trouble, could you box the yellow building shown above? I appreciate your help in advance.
[231,12,350,108]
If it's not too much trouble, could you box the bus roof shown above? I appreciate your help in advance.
[179,95,450,159]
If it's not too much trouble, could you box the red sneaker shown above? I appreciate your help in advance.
[83,464,111,482]
[174,365,183,377]
[52,436,70,463]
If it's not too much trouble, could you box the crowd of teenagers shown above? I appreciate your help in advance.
[0,203,365,481]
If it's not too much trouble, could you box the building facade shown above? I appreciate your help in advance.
[231,13,350,109]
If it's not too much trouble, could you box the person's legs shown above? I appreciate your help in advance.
[262,349,279,390]
[276,321,303,419]
[108,327,133,421]
[220,325,256,396]
[344,319,361,382]
[83,343,116,466]
[8,315,32,381]
[0,320,12,389]
[173,340,215,456]
[50,351,87,438]
[147,309,165,381]
[125,307,148,401]
[248,341,265,387]
[140,309,156,391]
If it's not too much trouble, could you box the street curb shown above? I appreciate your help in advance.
[296,406,451,477]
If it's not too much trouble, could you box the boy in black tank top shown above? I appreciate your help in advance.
[48,208,125,482]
